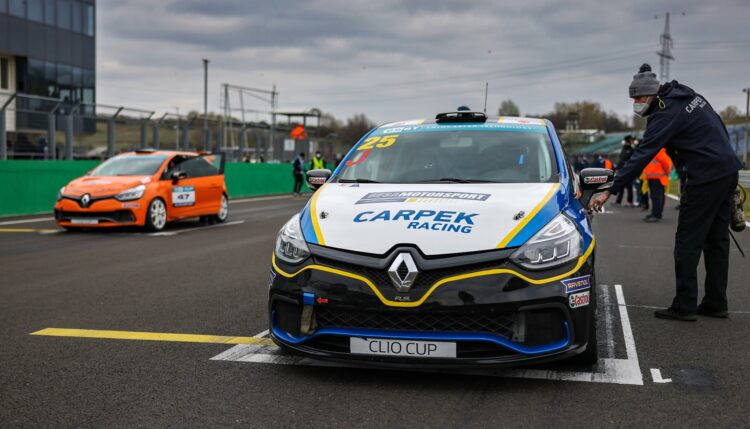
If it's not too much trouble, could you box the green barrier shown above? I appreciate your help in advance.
[0,160,100,216]
[224,162,309,198]
[0,161,325,217]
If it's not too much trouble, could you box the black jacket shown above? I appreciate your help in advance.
[611,81,742,194]
[617,144,634,170]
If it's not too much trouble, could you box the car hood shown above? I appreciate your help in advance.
[301,182,564,256]
[64,176,152,197]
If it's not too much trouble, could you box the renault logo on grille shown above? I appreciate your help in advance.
[80,194,91,208]
[388,253,418,293]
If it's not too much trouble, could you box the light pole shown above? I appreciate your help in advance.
[173,106,180,149]
[743,87,749,167]
[202,59,210,151]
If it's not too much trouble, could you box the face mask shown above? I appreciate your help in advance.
[633,102,650,117]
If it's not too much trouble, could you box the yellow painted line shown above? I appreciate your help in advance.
[0,228,59,233]
[310,183,327,245]
[272,238,595,308]
[30,328,275,346]
[496,183,561,248]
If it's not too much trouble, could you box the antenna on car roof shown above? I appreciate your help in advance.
[483,82,489,113]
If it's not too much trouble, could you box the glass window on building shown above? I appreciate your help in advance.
[72,66,82,102]
[1,58,10,90]
[0,0,8,14]
[82,68,94,103]
[44,61,58,98]
[9,0,26,17]
[71,0,81,33]
[27,0,44,22]
[56,0,71,30]
[57,63,72,102]
[27,58,46,96]
[44,0,56,25]
[83,2,94,36]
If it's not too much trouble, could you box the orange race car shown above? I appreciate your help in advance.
[54,150,228,231]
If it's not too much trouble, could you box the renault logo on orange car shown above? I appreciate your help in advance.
[80,194,91,208]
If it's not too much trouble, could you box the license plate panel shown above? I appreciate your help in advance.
[350,337,456,358]
[70,218,99,225]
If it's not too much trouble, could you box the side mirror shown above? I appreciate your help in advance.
[579,168,614,208]
[306,169,331,191]
[171,171,187,184]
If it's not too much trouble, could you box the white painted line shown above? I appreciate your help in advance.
[230,195,297,204]
[254,329,269,338]
[148,220,245,236]
[666,193,679,201]
[211,285,644,386]
[614,284,639,365]
[650,368,672,383]
[0,216,55,226]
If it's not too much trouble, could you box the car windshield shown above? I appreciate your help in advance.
[337,127,557,183]
[90,155,168,176]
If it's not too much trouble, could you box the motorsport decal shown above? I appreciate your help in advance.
[369,122,547,137]
[569,291,590,309]
[172,186,196,207]
[353,209,478,234]
[268,269,277,288]
[356,191,491,205]
[561,275,591,294]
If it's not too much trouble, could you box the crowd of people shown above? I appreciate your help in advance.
[574,134,676,223]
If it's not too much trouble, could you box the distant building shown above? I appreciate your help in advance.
[0,0,96,133]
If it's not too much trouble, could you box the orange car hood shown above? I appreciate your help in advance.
[65,176,152,197]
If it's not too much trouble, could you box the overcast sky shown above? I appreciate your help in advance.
[96,0,750,126]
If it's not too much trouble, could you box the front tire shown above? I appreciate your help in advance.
[214,194,229,223]
[145,198,167,231]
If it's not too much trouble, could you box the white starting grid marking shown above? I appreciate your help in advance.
[212,284,649,386]
[650,368,672,383]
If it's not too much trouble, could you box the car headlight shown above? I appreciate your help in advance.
[115,184,146,201]
[57,186,66,201]
[274,214,311,264]
[511,213,582,270]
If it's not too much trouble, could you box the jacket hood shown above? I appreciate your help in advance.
[300,182,564,256]
[658,80,696,100]
[65,175,152,196]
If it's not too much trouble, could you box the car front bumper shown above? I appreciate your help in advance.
[54,197,147,227]
[268,243,596,368]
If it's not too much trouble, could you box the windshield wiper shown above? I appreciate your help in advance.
[421,178,498,183]
[338,178,381,183]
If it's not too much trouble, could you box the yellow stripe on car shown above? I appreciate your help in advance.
[496,183,561,248]
[310,183,327,245]
[271,238,595,308]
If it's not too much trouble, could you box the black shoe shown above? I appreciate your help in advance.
[654,308,697,321]
[643,215,661,223]
[697,304,729,319]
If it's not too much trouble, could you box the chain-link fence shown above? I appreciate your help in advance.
[1,91,341,164]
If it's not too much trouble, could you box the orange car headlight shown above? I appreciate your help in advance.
[115,184,146,202]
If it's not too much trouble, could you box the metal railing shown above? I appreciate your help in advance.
[1,91,338,163]
[740,170,750,188]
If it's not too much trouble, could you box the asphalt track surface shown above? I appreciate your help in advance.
[1,194,749,427]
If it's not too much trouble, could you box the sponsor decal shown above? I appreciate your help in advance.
[268,270,277,288]
[569,291,590,309]
[309,176,326,185]
[583,176,609,185]
[353,209,477,234]
[356,191,490,205]
[172,186,195,207]
[86,180,112,185]
[561,275,591,293]
[122,203,140,209]
[685,96,706,113]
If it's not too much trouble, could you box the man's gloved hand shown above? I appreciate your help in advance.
[589,190,611,212]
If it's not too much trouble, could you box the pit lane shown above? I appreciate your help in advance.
[1,195,749,427]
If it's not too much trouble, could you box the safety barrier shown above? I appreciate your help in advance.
[0,160,332,217]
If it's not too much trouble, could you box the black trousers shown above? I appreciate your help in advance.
[672,172,738,313]
[648,179,665,219]
[293,173,303,193]
[615,179,634,204]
